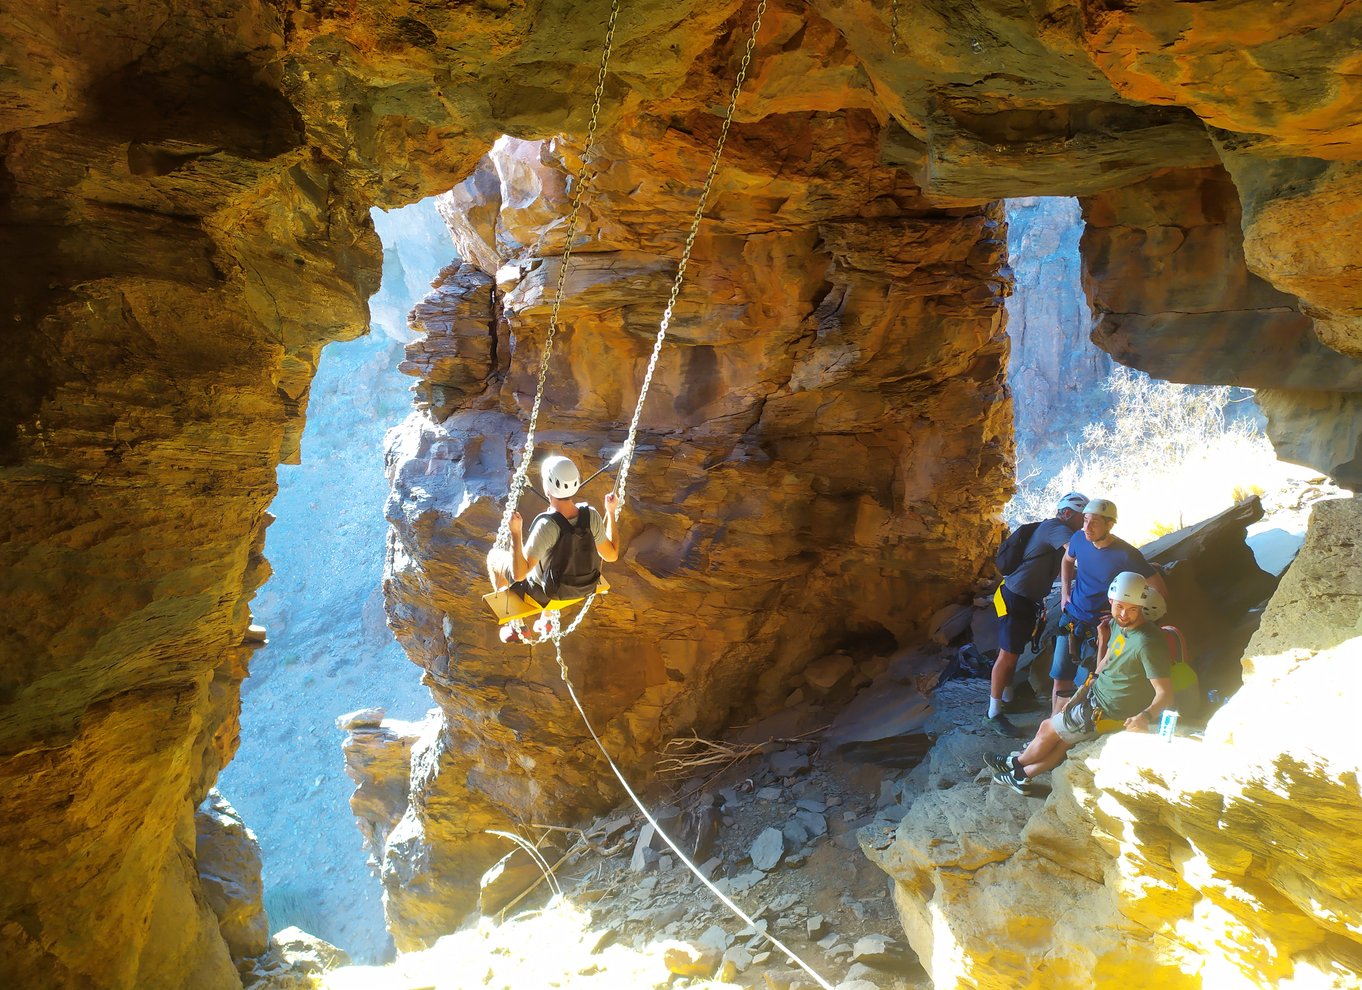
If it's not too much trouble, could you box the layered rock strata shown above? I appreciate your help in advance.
[380,107,1015,942]
[7,0,1362,986]
[868,496,1362,988]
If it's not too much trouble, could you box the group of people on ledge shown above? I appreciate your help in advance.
[985,492,1177,796]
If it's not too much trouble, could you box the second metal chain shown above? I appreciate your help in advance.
[494,0,622,555]
[613,0,768,507]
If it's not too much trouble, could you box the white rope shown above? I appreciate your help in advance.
[524,9,837,988]
[551,642,838,990]
[493,0,622,555]
[612,0,769,506]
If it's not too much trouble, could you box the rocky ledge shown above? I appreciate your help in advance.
[866,496,1362,989]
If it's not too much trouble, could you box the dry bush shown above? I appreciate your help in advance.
[1008,367,1278,544]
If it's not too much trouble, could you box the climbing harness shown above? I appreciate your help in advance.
[490,0,622,563]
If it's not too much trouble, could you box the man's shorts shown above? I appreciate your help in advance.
[1052,694,1101,745]
[996,584,1041,655]
[1050,611,1099,682]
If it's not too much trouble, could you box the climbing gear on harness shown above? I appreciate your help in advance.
[542,455,582,499]
[1084,497,1118,522]
[490,0,622,561]
[1029,604,1049,653]
[1107,570,1166,621]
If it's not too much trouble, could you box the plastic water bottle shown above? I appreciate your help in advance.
[1158,710,1179,740]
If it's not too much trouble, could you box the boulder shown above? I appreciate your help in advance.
[750,828,786,872]
[195,789,269,962]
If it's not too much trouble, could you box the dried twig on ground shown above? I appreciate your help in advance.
[656,726,828,778]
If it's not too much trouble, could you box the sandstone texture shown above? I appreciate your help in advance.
[6,0,1362,986]
[196,789,270,965]
[868,496,1362,988]
[380,101,1015,942]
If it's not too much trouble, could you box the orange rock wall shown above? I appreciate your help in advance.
[5,0,1362,984]
[381,104,1015,940]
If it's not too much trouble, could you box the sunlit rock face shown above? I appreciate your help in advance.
[6,0,1362,985]
[1004,197,1112,476]
[867,496,1362,989]
[380,97,1015,941]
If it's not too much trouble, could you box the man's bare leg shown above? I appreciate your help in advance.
[990,648,1018,717]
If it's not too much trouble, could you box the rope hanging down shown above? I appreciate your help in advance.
[492,0,622,558]
[538,5,838,987]
[552,641,838,990]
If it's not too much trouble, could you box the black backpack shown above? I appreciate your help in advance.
[535,505,601,600]
[994,520,1044,575]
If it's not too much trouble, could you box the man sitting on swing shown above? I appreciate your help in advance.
[495,454,622,642]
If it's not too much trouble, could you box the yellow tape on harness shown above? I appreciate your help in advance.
[994,584,1008,618]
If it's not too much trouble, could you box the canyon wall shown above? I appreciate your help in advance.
[4,0,1362,986]
[1003,197,1112,480]
[379,112,1015,941]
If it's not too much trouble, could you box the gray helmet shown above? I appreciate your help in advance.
[1056,491,1089,515]
[1084,498,1118,522]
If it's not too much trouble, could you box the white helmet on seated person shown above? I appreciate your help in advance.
[541,454,581,499]
[1056,491,1089,515]
[1107,571,1166,622]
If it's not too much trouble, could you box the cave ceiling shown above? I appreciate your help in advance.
[4,1,1362,987]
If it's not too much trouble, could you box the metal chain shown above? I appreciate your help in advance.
[891,0,900,52]
[612,0,768,507]
[493,0,622,555]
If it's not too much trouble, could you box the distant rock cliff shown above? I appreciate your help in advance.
[1004,197,1112,478]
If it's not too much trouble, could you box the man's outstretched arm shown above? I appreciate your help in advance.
[596,492,623,563]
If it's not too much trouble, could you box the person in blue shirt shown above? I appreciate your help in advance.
[1049,498,1168,713]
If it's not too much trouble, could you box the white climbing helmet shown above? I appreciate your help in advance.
[1056,491,1089,515]
[1107,571,1166,622]
[1084,497,1118,522]
[541,454,581,499]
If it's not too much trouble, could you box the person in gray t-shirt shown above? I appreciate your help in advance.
[986,491,1088,735]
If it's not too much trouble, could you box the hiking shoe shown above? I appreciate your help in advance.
[983,752,1018,775]
[991,767,1034,796]
[984,713,1026,738]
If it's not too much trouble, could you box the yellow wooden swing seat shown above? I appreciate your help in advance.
[482,578,610,624]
